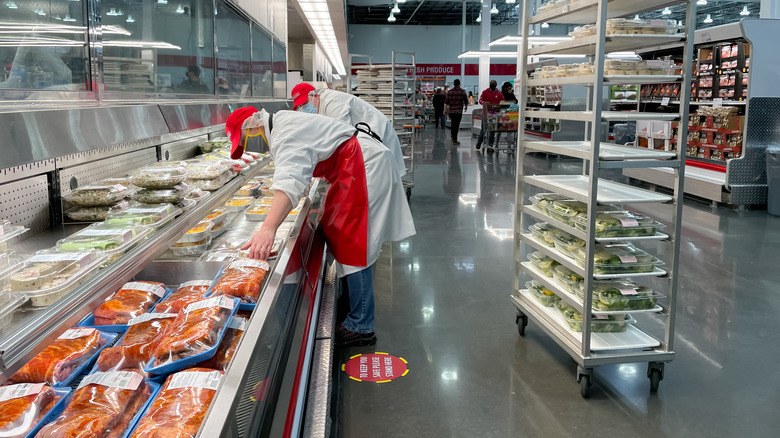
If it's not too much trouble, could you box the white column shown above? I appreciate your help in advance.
[761,0,780,18]
[462,0,467,85]
[479,1,492,93]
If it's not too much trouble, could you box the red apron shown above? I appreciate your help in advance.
[312,135,369,267]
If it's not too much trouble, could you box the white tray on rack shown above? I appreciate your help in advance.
[523,140,676,161]
[523,174,673,203]
[515,291,661,351]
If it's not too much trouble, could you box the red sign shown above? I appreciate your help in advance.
[351,63,518,76]
[342,353,408,383]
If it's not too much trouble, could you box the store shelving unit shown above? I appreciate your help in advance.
[349,51,417,199]
[512,0,695,397]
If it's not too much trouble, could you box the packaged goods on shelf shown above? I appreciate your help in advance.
[37,370,155,437]
[64,201,131,222]
[131,164,189,189]
[186,162,230,181]
[245,203,270,221]
[603,59,678,76]
[527,251,559,277]
[211,260,270,304]
[572,211,663,237]
[129,368,223,437]
[573,243,663,274]
[237,182,262,197]
[605,18,680,35]
[178,221,213,244]
[54,223,153,264]
[197,316,247,370]
[0,290,27,332]
[171,237,212,257]
[0,220,28,252]
[88,281,167,328]
[105,203,180,229]
[9,328,112,385]
[9,251,107,307]
[0,383,70,438]
[132,183,193,204]
[552,265,584,295]
[154,280,212,314]
[64,184,136,207]
[224,196,254,212]
[548,200,588,225]
[527,280,560,307]
[569,24,596,38]
[96,313,177,371]
[187,187,210,201]
[203,207,229,225]
[590,280,662,311]
[529,192,570,213]
[199,141,229,153]
[529,222,559,247]
[554,301,631,333]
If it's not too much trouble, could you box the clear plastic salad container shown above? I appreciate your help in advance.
[178,221,214,244]
[590,280,662,311]
[529,193,569,213]
[9,251,107,307]
[526,280,560,307]
[54,224,153,264]
[527,251,559,277]
[224,196,254,212]
[64,184,135,207]
[64,201,131,222]
[187,188,210,201]
[554,301,631,333]
[530,222,558,247]
[569,24,596,38]
[550,230,586,257]
[98,176,134,187]
[105,203,181,229]
[552,265,584,295]
[131,164,189,189]
[547,200,588,225]
[186,162,230,180]
[0,221,28,252]
[573,243,663,275]
[572,211,664,237]
[171,236,212,256]
[186,172,231,191]
[0,289,27,332]
[133,184,193,204]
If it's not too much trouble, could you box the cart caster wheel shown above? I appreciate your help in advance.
[649,369,662,392]
[579,375,591,398]
[516,313,528,336]
[405,188,412,201]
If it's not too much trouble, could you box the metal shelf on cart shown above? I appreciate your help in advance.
[527,75,682,87]
[528,34,685,56]
[524,140,677,162]
[523,174,674,203]
[529,0,685,25]
[525,110,679,122]
[523,204,588,240]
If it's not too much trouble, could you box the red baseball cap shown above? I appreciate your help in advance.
[291,83,315,108]
[226,106,258,159]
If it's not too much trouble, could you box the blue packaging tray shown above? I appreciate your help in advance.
[78,287,172,333]
[88,314,178,375]
[20,386,72,438]
[143,297,240,376]
[49,331,117,388]
[119,380,161,438]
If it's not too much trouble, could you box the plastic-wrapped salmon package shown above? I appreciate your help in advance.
[197,316,247,371]
[37,370,151,438]
[10,328,107,385]
[211,260,270,304]
[148,297,237,372]
[129,368,223,438]
[96,314,177,372]
[0,383,61,437]
[153,280,211,314]
[92,281,167,326]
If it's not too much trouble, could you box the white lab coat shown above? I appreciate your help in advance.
[316,89,407,178]
[268,111,416,276]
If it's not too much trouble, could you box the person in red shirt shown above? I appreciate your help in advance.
[476,80,504,150]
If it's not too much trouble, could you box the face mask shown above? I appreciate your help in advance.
[299,102,317,114]
[490,84,497,91]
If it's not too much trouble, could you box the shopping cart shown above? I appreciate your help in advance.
[484,103,519,154]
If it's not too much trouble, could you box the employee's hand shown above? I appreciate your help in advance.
[242,228,276,260]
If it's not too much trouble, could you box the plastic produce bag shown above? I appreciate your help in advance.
[211,260,270,304]
[0,383,60,437]
[92,281,167,326]
[37,371,152,438]
[131,164,188,189]
[197,316,247,371]
[154,280,211,314]
[96,314,177,372]
[129,368,223,438]
[10,328,107,385]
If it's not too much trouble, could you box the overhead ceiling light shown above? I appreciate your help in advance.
[176,4,185,13]
[662,7,671,15]
[106,8,123,16]
[541,22,549,28]
[157,0,167,4]
[54,15,62,20]
[458,51,521,58]
[397,0,405,3]
[703,14,713,23]
[476,12,481,22]
[5,1,17,9]
[740,5,750,16]
[126,15,135,23]
[490,3,499,14]
[391,3,400,14]
[297,0,347,76]
[35,8,46,16]
[333,74,341,80]
[633,14,640,21]
[506,0,516,4]
[63,15,77,22]
[696,0,707,5]
[387,12,396,22]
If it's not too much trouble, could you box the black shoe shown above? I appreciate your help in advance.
[336,324,377,347]
[475,142,481,150]
[451,139,460,145]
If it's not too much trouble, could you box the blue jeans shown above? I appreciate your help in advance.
[342,267,375,334]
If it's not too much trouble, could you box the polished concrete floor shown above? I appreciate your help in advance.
[335,126,780,437]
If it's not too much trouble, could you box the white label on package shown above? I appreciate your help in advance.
[594,314,610,320]
[185,296,235,313]
[167,370,223,391]
[128,313,177,326]
[122,281,166,297]
[179,280,213,289]
[616,253,638,264]
[0,383,46,402]
[78,371,144,390]
[620,288,639,296]
[126,206,167,214]
[57,328,97,340]
[645,60,668,68]
[650,19,668,26]
[28,252,93,267]
[228,316,248,331]
[618,218,640,227]
[113,184,128,192]
[79,229,133,240]
[228,259,270,271]
[661,97,671,106]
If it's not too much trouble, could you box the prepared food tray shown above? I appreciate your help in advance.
[186,171,231,191]
[573,243,663,275]
[529,192,569,213]
[105,204,180,229]
[132,184,192,204]
[527,251,559,277]
[131,164,189,189]
[572,211,664,238]
[589,280,662,311]
[245,203,270,221]
[529,222,558,247]
[224,196,254,212]
[170,237,211,257]
[552,265,584,295]
[64,184,135,207]
[0,384,71,438]
[65,201,131,222]
[605,18,681,36]
[237,182,262,197]
[197,316,247,370]
[202,154,248,173]
[550,230,585,258]
[526,280,560,307]
[8,251,108,307]
[554,301,632,333]
[81,281,169,331]
[178,220,213,244]
[185,162,230,180]
[54,224,153,264]
[547,200,587,225]
[186,187,210,201]
[200,140,229,153]
[211,220,228,238]
[203,207,229,225]
[0,220,28,252]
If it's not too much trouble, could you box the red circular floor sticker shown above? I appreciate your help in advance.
[342,352,409,383]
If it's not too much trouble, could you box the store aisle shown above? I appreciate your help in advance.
[334,126,780,437]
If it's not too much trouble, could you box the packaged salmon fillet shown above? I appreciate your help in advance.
[96,314,177,372]
[153,280,211,314]
[92,281,167,326]
[130,368,223,438]
[210,260,269,304]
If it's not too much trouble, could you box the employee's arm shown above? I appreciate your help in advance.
[243,191,293,260]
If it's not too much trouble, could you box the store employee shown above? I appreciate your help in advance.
[226,107,416,347]
[290,83,407,178]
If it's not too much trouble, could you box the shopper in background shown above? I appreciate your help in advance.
[179,65,210,94]
[444,79,468,145]
[494,81,519,151]
[475,79,504,150]
[290,82,406,178]
[432,88,446,129]
[226,107,416,347]
[468,91,475,106]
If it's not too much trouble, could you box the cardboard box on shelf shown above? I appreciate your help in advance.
[636,120,652,138]
[651,121,673,140]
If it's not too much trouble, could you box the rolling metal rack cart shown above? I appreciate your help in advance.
[511,0,695,397]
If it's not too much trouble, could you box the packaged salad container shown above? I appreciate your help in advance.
[0,220,28,252]
[550,230,586,258]
[54,224,153,264]
[9,251,107,306]
[573,243,663,275]
[529,193,569,213]
[64,201,131,223]
[105,204,180,229]
[554,301,631,333]
[186,187,210,201]
[590,280,662,311]
[529,222,558,247]
[132,184,192,205]
[186,172,231,191]
[131,164,188,189]
[185,162,230,180]
[527,251,559,277]
[64,184,135,207]
[526,280,560,307]
[547,200,588,225]
[552,265,584,295]
[572,211,664,237]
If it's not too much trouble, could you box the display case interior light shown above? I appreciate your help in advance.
[541,22,549,28]
[740,6,750,16]
[157,0,168,4]
[101,25,131,35]
[5,1,17,9]
[106,8,123,16]
[476,12,481,22]
[332,74,341,80]
[506,0,516,4]
[0,35,86,47]
[490,3,498,14]
[696,0,707,5]
[662,7,671,15]
[458,51,522,58]
[176,4,185,13]
[387,12,396,22]
[103,40,181,50]
[126,15,135,23]
[0,22,87,34]
[296,0,347,76]
[391,3,400,14]
[703,14,713,23]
